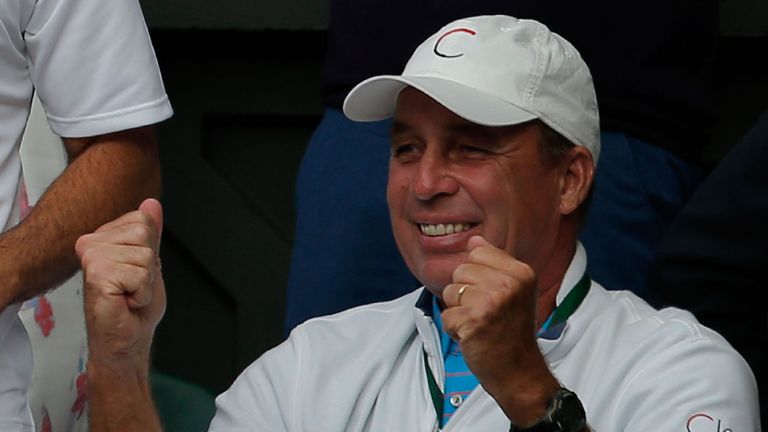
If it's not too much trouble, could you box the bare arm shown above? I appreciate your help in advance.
[0,125,161,311]
[87,359,163,432]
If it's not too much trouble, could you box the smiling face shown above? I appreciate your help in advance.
[387,88,589,297]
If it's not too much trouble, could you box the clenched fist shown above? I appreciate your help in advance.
[76,198,166,368]
[77,198,166,431]
[441,235,560,427]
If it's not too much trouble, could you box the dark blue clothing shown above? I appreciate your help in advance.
[647,110,768,431]
[285,109,420,332]
[581,131,702,293]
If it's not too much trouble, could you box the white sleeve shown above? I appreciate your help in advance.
[612,337,760,431]
[23,0,172,138]
[208,336,302,432]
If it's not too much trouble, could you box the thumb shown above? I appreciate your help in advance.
[466,235,493,252]
[138,198,163,244]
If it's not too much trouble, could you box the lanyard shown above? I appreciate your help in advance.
[423,349,444,423]
[423,273,591,426]
[540,273,591,333]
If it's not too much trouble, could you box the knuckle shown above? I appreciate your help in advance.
[442,285,454,300]
[83,257,108,284]
[452,263,470,281]
[498,274,518,292]
[474,288,509,320]
[80,248,99,269]
[74,235,91,257]
[501,258,518,274]
[468,247,483,262]
[452,266,461,282]
[518,263,537,284]
[132,265,151,286]
[136,264,151,281]
[136,246,156,264]
[83,264,98,283]
[131,223,153,244]
[456,321,476,341]
[485,288,504,306]
[442,316,462,337]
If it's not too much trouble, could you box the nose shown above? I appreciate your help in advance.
[412,151,459,201]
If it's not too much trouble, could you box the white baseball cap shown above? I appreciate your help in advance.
[343,15,601,164]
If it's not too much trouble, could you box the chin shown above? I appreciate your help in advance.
[423,284,446,299]
[417,260,460,299]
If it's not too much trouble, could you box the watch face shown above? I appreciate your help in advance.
[510,388,586,432]
[550,389,586,431]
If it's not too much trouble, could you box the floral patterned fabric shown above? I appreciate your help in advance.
[18,95,89,432]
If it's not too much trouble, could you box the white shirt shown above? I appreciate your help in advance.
[210,244,759,431]
[0,0,171,429]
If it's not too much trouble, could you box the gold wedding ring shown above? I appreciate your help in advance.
[457,284,471,305]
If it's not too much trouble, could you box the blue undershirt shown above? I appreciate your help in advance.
[430,297,566,427]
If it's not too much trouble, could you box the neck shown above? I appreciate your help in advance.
[532,235,578,329]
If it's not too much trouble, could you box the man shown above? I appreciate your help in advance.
[285,0,715,332]
[0,0,171,429]
[79,16,758,431]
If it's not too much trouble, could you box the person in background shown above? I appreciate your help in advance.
[647,109,768,431]
[0,0,172,429]
[285,0,717,332]
[78,16,757,432]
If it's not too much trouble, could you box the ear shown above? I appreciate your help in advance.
[559,147,594,215]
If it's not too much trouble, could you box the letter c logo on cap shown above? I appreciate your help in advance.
[433,28,476,58]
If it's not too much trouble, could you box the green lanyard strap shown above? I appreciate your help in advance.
[423,349,444,424]
[547,273,591,329]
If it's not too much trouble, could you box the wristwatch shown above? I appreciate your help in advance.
[509,387,586,432]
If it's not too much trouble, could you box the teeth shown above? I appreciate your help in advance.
[419,223,470,237]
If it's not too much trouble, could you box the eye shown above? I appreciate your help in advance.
[460,145,484,152]
[392,143,418,159]
[458,144,490,157]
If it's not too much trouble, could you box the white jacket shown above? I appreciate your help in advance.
[210,246,759,431]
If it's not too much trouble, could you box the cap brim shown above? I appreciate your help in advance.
[343,75,538,127]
